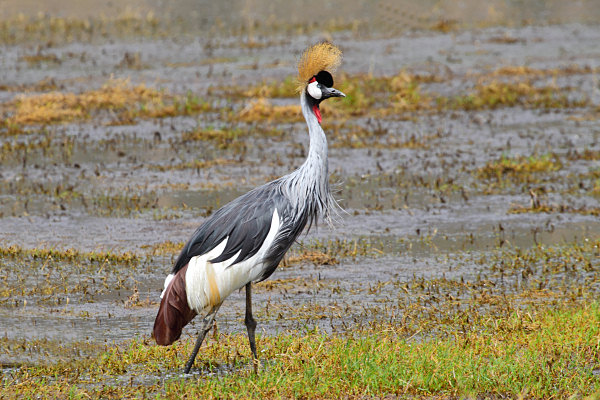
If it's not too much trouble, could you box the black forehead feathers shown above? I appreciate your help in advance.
[314,70,334,87]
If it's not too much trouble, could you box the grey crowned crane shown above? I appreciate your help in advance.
[153,42,345,373]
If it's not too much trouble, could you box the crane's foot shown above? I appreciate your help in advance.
[252,356,259,375]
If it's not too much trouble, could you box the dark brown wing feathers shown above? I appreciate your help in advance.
[153,264,197,345]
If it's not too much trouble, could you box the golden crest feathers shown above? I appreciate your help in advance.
[296,42,342,92]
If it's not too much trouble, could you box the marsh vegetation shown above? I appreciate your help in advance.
[1,0,600,398]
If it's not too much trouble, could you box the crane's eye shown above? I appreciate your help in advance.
[307,80,322,99]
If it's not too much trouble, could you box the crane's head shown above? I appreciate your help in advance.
[297,42,345,124]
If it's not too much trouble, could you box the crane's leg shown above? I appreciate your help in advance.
[245,282,259,373]
[183,304,221,374]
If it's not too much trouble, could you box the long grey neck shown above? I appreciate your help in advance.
[300,91,329,190]
[280,92,332,223]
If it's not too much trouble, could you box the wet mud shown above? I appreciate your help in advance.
[0,0,599,385]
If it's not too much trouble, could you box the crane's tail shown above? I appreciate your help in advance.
[153,264,197,345]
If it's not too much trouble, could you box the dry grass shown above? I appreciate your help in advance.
[0,244,139,265]
[283,250,338,267]
[443,80,587,110]
[487,64,598,78]
[0,79,211,128]
[3,79,162,125]
[0,11,163,45]
[223,70,436,122]
[509,203,600,216]
[227,66,590,126]
[238,98,303,123]
[150,158,236,172]
[329,123,438,149]
[182,125,283,150]
[477,154,563,183]
[143,240,185,256]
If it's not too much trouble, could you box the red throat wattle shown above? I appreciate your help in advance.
[312,105,322,124]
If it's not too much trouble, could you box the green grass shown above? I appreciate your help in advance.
[2,302,600,399]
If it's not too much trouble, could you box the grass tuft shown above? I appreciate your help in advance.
[237,98,302,123]
[476,153,562,186]
[0,80,211,130]
[441,80,588,110]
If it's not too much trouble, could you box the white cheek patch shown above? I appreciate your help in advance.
[307,81,322,100]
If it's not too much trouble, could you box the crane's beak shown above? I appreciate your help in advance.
[321,86,346,99]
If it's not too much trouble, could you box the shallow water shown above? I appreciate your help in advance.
[0,1,599,367]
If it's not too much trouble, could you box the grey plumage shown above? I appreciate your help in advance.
[153,44,345,373]
[172,90,338,283]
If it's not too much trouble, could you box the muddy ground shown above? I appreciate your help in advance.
[0,0,599,375]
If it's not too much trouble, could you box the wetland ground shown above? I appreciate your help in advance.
[1,0,600,398]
